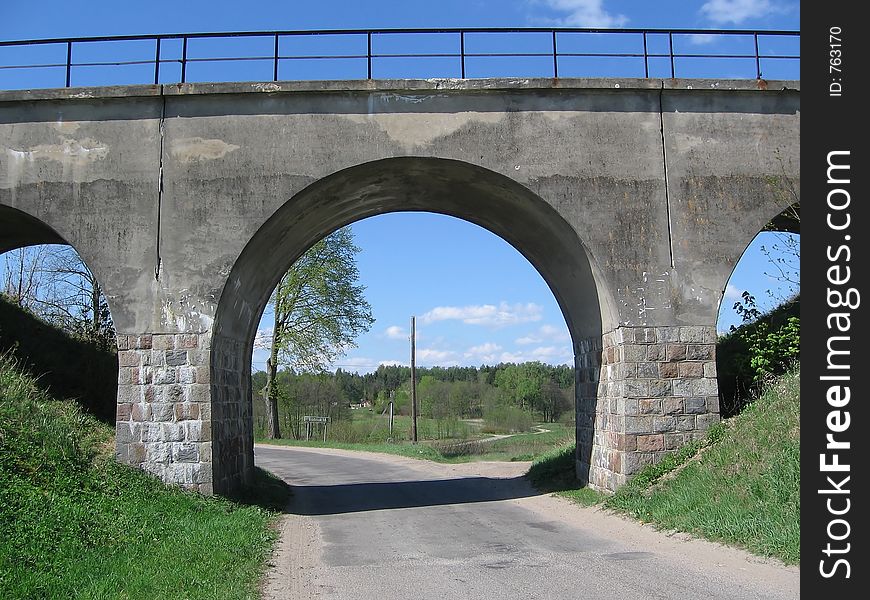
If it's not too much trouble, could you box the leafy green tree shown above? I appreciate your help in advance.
[263,227,374,438]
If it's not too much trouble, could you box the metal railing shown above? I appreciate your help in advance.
[0,28,800,89]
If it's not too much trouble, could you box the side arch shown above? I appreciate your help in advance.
[0,204,119,423]
[209,157,617,493]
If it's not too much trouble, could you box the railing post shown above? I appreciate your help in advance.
[754,32,762,79]
[642,31,649,78]
[367,32,372,79]
[181,36,188,83]
[552,30,558,78]
[668,31,674,78]
[273,33,279,82]
[65,41,72,87]
[154,38,162,85]
[460,31,466,78]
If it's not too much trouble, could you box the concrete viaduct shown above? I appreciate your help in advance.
[0,77,799,493]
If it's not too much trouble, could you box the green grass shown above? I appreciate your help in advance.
[257,421,574,463]
[0,352,288,599]
[527,369,800,564]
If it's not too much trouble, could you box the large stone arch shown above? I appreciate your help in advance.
[208,157,617,493]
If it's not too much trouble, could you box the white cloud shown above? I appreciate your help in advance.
[417,348,460,364]
[464,342,503,363]
[516,324,571,345]
[378,359,406,368]
[723,283,743,301]
[688,33,718,45]
[421,302,543,328]
[499,346,573,365]
[536,0,628,28]
[252,327,273,350]
[699,0,781,25]
[384,325,408,340]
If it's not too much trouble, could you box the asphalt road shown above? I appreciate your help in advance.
[255,445,799,600]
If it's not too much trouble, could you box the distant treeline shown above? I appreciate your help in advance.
[252,362,576,439]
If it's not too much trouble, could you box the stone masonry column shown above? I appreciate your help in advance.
[576,325,720,492]
[114,332,214,494]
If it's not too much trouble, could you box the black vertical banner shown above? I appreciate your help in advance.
[803,3,868,597]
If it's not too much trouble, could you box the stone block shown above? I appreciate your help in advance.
[150,402,174,422]
[648,379,671,397]
[624,415,652,434]
[706,396,720,413]
[655,327,681,342]
[117,367,133,385]
[666,344,687,361]
[179,367,197,385]
[146,441,172,463]
[684,397,707,414]
[184,421,212,442]
[173,442,200,462]
[638,399,661,414]
[623,344,648,362]
[637,328,658,344]
[697,413,721,430]
[154,368,176,385]
[177,334,200,349]
[678,362,704,378]
[624,379,649,398]
[129,335,151,350]
[658,362,679,378]
[623,452,655,475]
[141,422,164,442]
[652,416,676,432]
[675,415,697,432]
[673,378,718,397]
[636,362,658,379]
[132,403,151,421]
[116,335,130,350]
[646,344,666,361]
[118,350,140,367]
[129,442,146,464]
[679,326,708,343]
[152,335,174,351]
[165,350,188,367]
[175,403,201,421]
[664,433,689,450]
[687,344,714,361]
[703,361,718,378]
[116,422,142,444]
[661,398,683,414]
[636,434,664,452]
[162,423,185,442]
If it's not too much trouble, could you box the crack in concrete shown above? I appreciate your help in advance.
[658,82,675,269]
[155,88,166,281]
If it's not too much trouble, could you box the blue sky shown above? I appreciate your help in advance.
[1,1,800,373]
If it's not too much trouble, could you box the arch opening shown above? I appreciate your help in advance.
[0,205,119,424]
[210,157,616,494]
[715,204,800,417]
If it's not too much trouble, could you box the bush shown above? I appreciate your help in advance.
[482,405,533,433]
[716,295,799,417]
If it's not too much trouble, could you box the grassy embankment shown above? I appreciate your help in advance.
[528,368,800,564]
[0,299,290,600]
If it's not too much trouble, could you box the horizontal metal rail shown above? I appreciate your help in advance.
[0,27,800,89]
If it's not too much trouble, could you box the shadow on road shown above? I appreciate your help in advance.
[288,475,542,515]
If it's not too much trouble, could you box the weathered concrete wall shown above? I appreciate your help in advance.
[0,79,799,493]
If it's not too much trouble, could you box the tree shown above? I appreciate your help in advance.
[1,244,115,348]
[262,227,374,438]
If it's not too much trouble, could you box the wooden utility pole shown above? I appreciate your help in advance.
[389,390,394,438]
[410,316,418,443]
